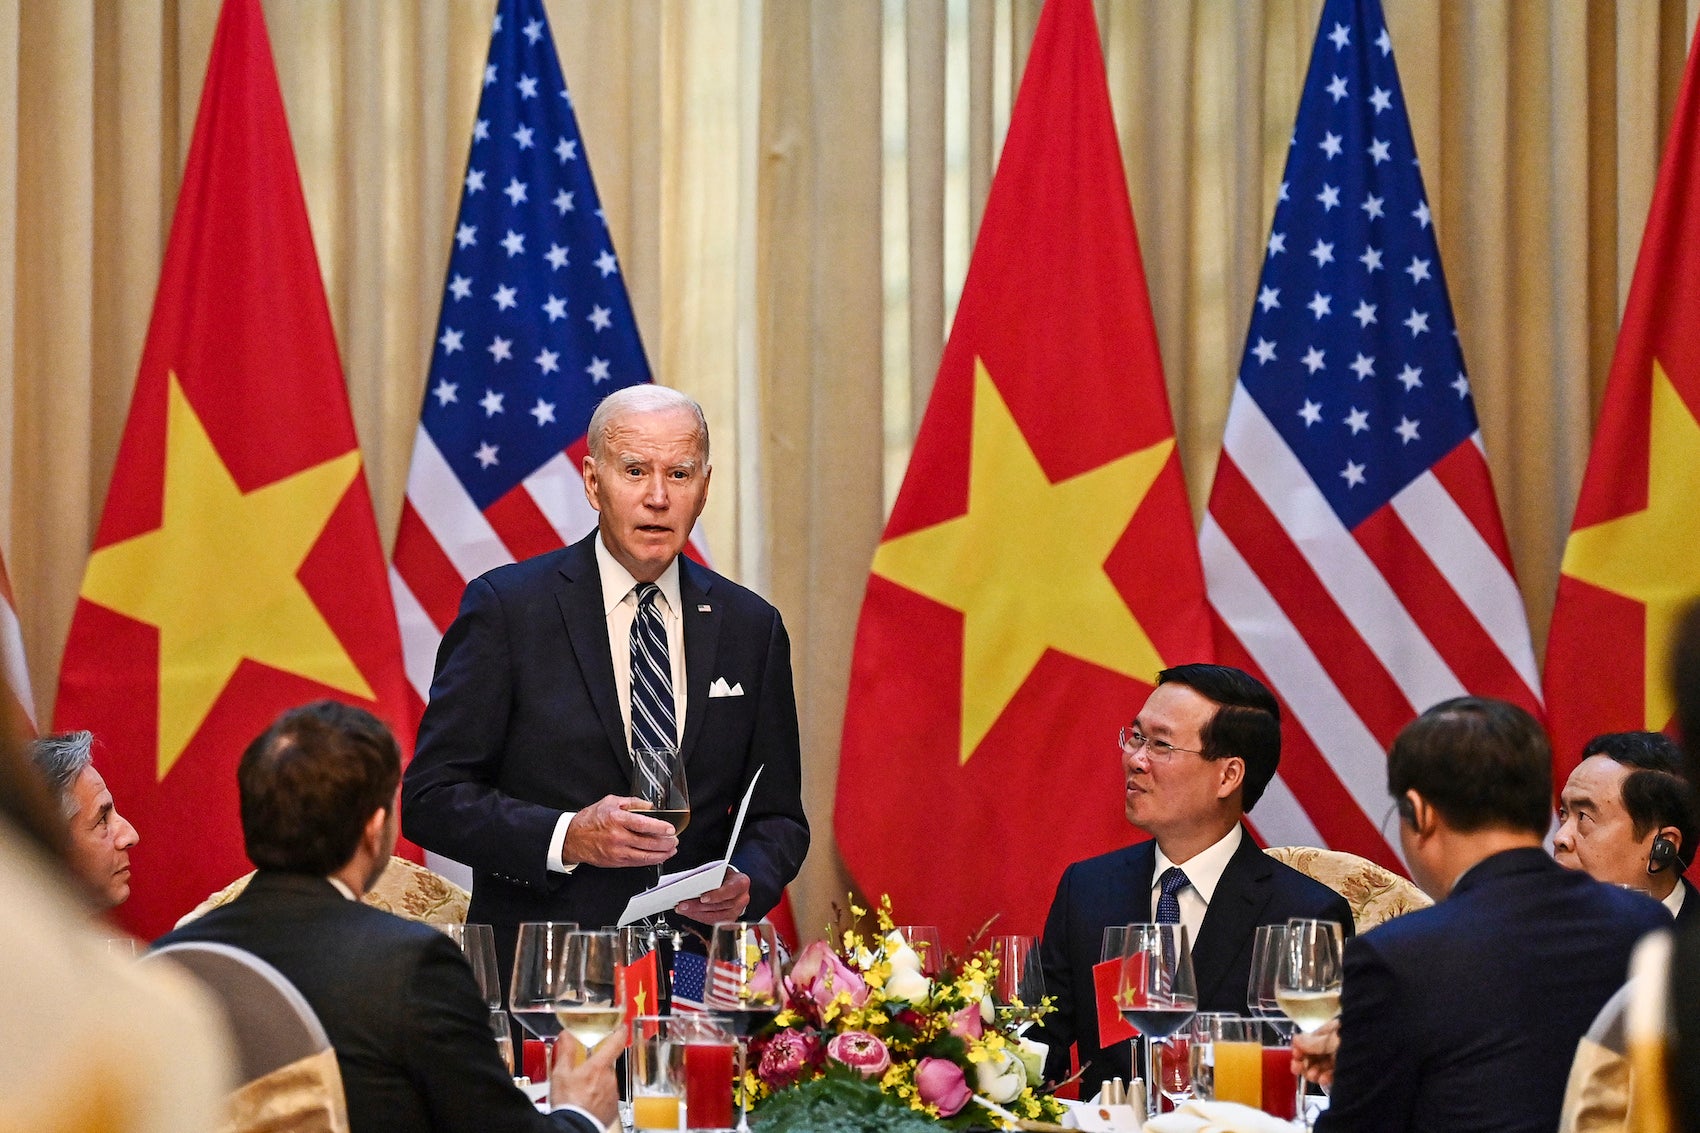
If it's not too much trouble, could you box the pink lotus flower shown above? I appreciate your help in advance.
[914,1057,972,1116]
[787,940,869,1010]
[948,1003,983,1041]
[825,1031,891,1079]
[757,1029,822,1089]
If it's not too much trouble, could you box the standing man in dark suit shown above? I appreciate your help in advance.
[1036,663,1353,1099]
[402,385,808,973]
[1296,698,1671,1133]
[157,701,622,1133]
[1554,730,1699,924]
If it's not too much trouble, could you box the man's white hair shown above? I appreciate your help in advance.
[586,385,710,464]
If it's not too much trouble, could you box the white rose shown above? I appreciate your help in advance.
[975,1049,1025,1104]
[1015,1037,1048,1086]
[886,939,923,975]
[884,965,932,1004]
[980,993,996,1024]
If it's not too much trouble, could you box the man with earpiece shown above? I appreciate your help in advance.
[1554,730,1699,925]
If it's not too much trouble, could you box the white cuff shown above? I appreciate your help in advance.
[546,811,579,874]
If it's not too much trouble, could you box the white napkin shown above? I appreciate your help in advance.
[1143,1099,1295,1133]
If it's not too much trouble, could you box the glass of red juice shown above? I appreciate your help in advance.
[684,1041,736,1128]
[1261,1045,1299,1120]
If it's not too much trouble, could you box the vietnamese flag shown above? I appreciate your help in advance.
[1545,20,1700,779]
[834,0,1212,947]
[54,0,412,939]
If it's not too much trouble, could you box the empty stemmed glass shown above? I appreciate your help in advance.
[893,925,944,976]
[1113,923,1198,1120]
[1276,918,1344,1128]
[702,921,780,1133]
[509,921,579,1072]
[431,921,502,1010]
[1246,924,1294,1040]
[988,934,1044,1032]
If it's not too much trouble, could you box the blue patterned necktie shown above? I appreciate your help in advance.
[629,583,676,796]
[1156,866,1190,925]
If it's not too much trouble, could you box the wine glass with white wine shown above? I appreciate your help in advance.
[553,930,625,1064]
[629,746,690,835]
[1276,918,1345,1128]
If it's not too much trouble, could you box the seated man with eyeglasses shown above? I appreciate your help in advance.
[1035,663,1353,1099]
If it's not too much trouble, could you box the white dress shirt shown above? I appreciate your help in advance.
[1151,824,1244,949]
[547,536,688,873]
[1664,878,1686,921]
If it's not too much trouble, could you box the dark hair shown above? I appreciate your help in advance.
[1620,769,1700,870]
[1581,731,1683,774]
[1156,663,1281,810]
[238,700,401,875]
[1387,696,1551,836]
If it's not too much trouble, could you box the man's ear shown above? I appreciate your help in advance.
[1401,790,1437,836]
[1215,756,1246,801]
[361,807,389,855]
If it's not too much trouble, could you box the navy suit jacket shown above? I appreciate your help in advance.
[1316,848,1671,1133]
[402,533,809,975]
[156,872,594,1133]
[1037,828,1354,1099]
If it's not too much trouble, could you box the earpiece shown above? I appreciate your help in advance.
[1649,835,1678,875]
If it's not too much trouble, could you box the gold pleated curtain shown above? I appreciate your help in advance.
[3,0,1696,938]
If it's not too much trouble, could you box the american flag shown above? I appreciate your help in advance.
[1200,0,1541,868]
[669,950,752,1015]
[389,0,664,713]
[0,548,34,731]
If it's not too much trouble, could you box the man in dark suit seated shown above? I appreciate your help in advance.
[402,385,808,979]
[157,701,622,1133]
[1297,697,1671,1133]
[1554,730,1699,925]
[1035,663,1354,1099]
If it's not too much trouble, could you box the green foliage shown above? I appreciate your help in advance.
[751,1067,993,1133]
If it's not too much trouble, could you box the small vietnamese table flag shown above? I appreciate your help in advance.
[834,0,1212,946]
[1546,20,1700,776]
[54,0,412,939]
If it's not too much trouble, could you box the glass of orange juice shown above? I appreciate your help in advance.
[1191,1014,1262,1108]
[629,1014,735,1130]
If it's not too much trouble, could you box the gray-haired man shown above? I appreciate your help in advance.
[28,731,139,907]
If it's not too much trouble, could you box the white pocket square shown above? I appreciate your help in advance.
[708,677,744,698]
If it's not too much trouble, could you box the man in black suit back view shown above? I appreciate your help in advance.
[1035,663,1353,1099]
[1298,697,1670,1133]
[157,700,621,1133]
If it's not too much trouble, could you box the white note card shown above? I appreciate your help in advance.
[617,766,764,926]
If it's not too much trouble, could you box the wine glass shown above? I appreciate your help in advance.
[1276,918,1344,1128]
[1246,924,1294,1040]
[510,921,579,1070]
[432,922,502,1010]
[702,921,780,1132]
[988,934,1044,1031]
[554,930,624,1063]
[489,1008,516,1076]
[1113,923,1197,1120]
[630,746,690,835]
[893,925,944,976]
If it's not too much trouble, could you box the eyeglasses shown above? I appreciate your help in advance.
[1119,726,1204,762]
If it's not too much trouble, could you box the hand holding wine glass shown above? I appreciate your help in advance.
[1275,918,1344,1129]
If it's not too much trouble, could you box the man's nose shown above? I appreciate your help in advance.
[1551,818,1573,850]
[115,812,139,849]
[642,474,669,506]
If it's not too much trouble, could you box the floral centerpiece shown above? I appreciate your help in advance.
[744,898,1066,1131]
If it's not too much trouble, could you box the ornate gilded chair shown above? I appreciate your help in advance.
[147,941,349,1133]
[1263,845,1431,932]
[177,857,471,928]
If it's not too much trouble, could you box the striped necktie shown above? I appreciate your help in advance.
[629,582,676,794]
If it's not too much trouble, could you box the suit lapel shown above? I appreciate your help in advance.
[1128,841,1158,922]
[1190,828,1271,1006]
[679,559,720,772]
[556,535,632,777]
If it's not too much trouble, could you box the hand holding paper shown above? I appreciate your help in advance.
[617,767,765,926]
[675,867,751,922]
